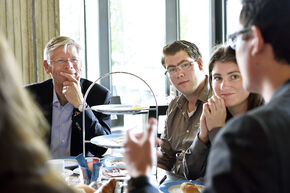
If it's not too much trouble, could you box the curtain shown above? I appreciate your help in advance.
[0,0,60,84]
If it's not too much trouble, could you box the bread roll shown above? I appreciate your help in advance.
[75,184,96,193]
[97,178,117,193]
[180,182,200,193]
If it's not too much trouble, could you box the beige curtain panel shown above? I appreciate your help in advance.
[0,0,60,84]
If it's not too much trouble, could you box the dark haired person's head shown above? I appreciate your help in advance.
[239,0,290,64]
[162,40,205,97]
[209,45,236,85]
[162,40,202,68]
[209,45,264,111]
[229,0,290,100]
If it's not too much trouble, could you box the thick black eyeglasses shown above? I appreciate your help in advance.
[228,28,250,50]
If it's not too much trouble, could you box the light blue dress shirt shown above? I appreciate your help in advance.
[50,89,74,158]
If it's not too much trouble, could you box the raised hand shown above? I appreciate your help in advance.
[123,119,161,178]
[61,72,84,108]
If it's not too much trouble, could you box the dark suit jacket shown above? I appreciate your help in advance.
[204,79,290,193]
[26,78,111,157]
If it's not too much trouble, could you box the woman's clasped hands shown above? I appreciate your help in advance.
[199,95,226,144]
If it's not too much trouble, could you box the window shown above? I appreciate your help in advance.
[59,0,86,77]
[226,0,242,37]
[58,0,239,133]
[110,0,166,106]
[85,0,100,80]
[59,0,236,104]
[180,0,211,66]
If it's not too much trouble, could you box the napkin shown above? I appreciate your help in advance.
[76,154,102,185]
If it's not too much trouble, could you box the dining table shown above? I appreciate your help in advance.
[49,155,204,193]
[157,167,186,185]
[157,167,205,193]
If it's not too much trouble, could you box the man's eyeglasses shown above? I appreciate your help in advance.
[49,58,80,65]
[228,28,251,50]
[165,61,193,76]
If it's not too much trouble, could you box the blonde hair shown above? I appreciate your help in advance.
[0,35,76,192]
[43,36,81,62]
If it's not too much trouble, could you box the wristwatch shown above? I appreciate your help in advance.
[78,102,87,112]
[127,176,151,191]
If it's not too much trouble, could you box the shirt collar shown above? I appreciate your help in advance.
[198,75,211,103]
[271,78,290,102]
[52,88,59,106]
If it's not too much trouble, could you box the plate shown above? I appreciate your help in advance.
[101,166,129,180]
[91,104,149,114]
[64,159,78,170]
[159,180,204,193]
[102,157,125,168]
[90,134,124,148]
[48,158,78,170]
[73,167,80,175]
[63,169,74,176]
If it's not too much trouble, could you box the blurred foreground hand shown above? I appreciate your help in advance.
[123,118,162,178]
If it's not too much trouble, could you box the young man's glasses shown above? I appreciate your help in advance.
[165,61,193,76]
[228,28,251,50]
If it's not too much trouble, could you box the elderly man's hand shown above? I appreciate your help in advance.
[61,72,84,108]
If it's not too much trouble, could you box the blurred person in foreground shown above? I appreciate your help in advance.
[0,35,95,193]
[158,40,211,176]
[122,0,290,192]
[183,45,264,180]
[26,36,111,158]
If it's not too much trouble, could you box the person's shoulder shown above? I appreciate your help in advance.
[167,95,182,110]
[209,113,264,154]
[25,79,52,88]
[246,96,289,127]
[25,79,53,94]
[215,111,264,141]
[217,104,282,145]
[168,96,178,105]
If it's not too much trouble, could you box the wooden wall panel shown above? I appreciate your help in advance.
[0,0,59,84]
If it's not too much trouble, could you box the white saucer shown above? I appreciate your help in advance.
[73,167,80,175]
